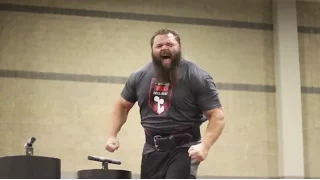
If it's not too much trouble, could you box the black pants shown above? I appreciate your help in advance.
[140,147,199,179]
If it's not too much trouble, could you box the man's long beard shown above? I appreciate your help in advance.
[152,51,182,85]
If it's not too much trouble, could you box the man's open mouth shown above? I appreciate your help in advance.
[161,55,171,64]
[161,53,172,64]
[161,54,171,59]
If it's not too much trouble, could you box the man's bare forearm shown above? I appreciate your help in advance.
[108,101,130,137]
[202,109,225,151]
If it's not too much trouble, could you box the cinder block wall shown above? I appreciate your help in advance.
[297,1,320,178]
[0,0,278,178]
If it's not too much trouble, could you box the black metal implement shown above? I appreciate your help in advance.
[77,155,131,179]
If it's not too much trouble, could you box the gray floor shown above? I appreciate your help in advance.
[62,171,210,179]
[61,171,281,179]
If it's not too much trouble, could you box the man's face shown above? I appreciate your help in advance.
[151,33,181,69]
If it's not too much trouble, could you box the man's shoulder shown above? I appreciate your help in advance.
[128,62,153,80]
[182,59,211,79]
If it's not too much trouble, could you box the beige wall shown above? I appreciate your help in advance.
[297,1,320,178]
[0,0,278,178]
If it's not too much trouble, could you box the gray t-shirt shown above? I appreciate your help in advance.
[121,59,221,154]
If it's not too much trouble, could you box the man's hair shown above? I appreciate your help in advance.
[150,28,181,47]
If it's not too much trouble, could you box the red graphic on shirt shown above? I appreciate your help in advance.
[148,78,173,115]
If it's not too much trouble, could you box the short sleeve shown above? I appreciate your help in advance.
[121,72,138,103]
[191,70,222,112]
[197,75,221,111]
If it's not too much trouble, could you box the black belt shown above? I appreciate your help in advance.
[145,127,201,151]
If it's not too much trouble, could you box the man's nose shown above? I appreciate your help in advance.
[160,45,169,51]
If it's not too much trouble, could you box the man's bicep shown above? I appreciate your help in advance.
[203,107,224,120]
[118,96,135,111]
[196,75,222,112]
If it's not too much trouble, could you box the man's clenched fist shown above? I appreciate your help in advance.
[105,137,120,152]
[188,143,209,162]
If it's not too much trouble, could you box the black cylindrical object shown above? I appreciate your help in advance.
[77,169,132,179]
[0,155,61,179]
